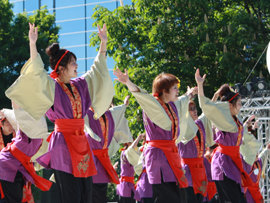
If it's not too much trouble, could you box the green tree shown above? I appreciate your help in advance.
[0,0,59,109]
[90,0,270,138]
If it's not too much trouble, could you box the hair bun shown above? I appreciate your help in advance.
[219,84,231,97]
[46,43,60,57]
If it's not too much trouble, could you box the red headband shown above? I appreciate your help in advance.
[0,118,6,122]
[49,50,69,79]
[228,93,239,102]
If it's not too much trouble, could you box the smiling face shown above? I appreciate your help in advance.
[163,83,179,102]
[189,103,198,121]
[229,98,242,116]
[58,56,78,80]
[1,120,13,135]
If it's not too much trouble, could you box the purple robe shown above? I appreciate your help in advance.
[0,130,42,183]
[178,119,206,187]
[86,109,115,183]
[245,159,262,203]
[211,121,244,185]
[143,101,180,184]
[36,78,95,174]
[203,156,213,202]
[116,150,135,197]
[134,152,153,200]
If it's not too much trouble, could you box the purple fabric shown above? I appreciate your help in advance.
[203,157,213,182]
[211,120,244,185]
[134,152,153,201]
[143,101,180,184]
[245,159,263,203]
[86,109,115,183]
[0,130,42,183]
[178,119,206,187]
[36,77,95,175]
[116,150,135,197]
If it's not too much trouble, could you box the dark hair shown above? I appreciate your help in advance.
[219,84,240,106]
[46,43,77,73]
[189,100,196,107]
[1,118,6,126]
[152,73,179,97]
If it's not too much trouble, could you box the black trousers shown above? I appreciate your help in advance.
[92,183,108,203]
[138,198,155,203]
[54,170,93,203]
[185,186,204,203]
[215,174,247,203]
[0,171,24,203]
[152,180,187,203]
[118,191,136,203]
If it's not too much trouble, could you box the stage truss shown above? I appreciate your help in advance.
[239,96,270,202]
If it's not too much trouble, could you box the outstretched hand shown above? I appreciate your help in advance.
[28,23,38,44]
[195,69,206,85]
[124,95,130,107]
[113,68,130,84]
[97,24,107,43]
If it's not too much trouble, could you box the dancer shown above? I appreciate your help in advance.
[5,23,114,203]
[84,96,133,203]
[114,68,196,202]
[177,99,214,203]
[117,141,136,203]
[195,69,259,203]
[0,102,50,203]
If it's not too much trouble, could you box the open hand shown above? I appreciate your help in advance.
[29,23,38,44]
[97,24,108,43]
[195,69,206,85]
[113,68,130,84]
[124,95,130,107]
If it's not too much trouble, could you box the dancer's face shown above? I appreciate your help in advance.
[189,104,198,121]
[163,83,179,103]
[229,98,242,116]
[2,120,13,135]
[59,56,78,79]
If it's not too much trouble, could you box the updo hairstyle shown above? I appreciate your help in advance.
[219,84,241,106]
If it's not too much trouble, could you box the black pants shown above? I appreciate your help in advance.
[118,192,136,203]
[215,174,247,203]
[54,170,93,203]
[0,171,24,203]
[186,186,204,203]
[138,198,155,203]
[152,180,187,203]
[92,183,107,203]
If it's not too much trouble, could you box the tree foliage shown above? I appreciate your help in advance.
[90,0,270,137]
[0,0,59,108]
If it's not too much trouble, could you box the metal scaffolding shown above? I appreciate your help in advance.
[239,96,270,202]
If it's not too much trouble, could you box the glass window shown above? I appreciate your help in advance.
[56,0,84,8]
[12,1,24,14]
[57,19,85,34]
[25,0,39,12]
[41,0,53,10]
[58,33,86,48]
[55,6,85,21]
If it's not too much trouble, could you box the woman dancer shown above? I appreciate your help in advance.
[5,23,114,203]
[0,103,50,203]
[84,96,133,203]
[177,99,214,203]
[195,69,256,203]
[114,68,196,202]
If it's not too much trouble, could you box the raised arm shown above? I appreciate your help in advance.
[29,23,38,61]
[113,68,139,92]
[195,69,206,97]
[97,24,107,58]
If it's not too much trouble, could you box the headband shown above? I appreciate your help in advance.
[49,50,70,79]
[228,93,239,102]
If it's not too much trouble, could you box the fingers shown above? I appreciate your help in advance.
[203,74,206,80]
[103,23,107,31]
[97,24,101,33]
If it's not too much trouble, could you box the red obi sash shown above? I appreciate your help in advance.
[207,181,217,200]
[93,148,119,184]
[48,119,97,178]
[135,168,147,189]
[147,140,188,188]
[3,143,52,191]
[214,144,253,187]
[120,176,134,184]
[248,183,263,203]
[0,183,4,199]
[181,157,208,196]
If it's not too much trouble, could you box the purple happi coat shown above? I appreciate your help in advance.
[36,78,95,174]
[245,159,262,203]
[86,109,115,183]
[203,156,213,202]
[117,150,135,197]
[143,101,179,184]
[0,130,42,183]
[178,119,206,187]
[134,149,153,201]
[211,121,244,185]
